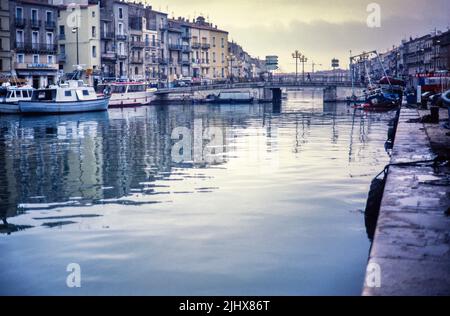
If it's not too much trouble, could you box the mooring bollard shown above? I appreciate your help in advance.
[430,106,439,123]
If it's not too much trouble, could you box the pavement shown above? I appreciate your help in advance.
[362,106,450,296]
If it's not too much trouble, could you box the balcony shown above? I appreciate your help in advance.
[181,59,190,66]
[168,43,182,51]
[130,56,143,64]
[158,57,169,65]
[45,20,56,30]
[117,54,127,60]
[15,17,26,28]
[15,42,57,53]
[30,19,41,29]
[57,53,66,63]
[145,41,160,49]
[116,34,127,41]
[181,33,190,40]
[159,23,168,31]
[201,43,210,50]
[182,44,191,52]
[14,62,58,70]
[191,42,200,49]
[102,52,117,61]
[101,32,114,40]
[131,41,145,48]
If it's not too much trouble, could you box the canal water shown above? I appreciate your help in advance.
[0,88,394,295]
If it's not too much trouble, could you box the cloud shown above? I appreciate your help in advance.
[148,0,450,70]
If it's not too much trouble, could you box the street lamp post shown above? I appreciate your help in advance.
[300,55,308,82]
[292,50,303,84]
[72,27,79,65]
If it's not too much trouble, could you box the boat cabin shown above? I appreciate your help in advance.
[31,80,98,102]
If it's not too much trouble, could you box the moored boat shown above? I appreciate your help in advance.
[97,82,156,107]
[19,80,109,114]
[0,84,34,114]
[204,91,254,104]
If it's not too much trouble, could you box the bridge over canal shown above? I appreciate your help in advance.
[154,81,366,104]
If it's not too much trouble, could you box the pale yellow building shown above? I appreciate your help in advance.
[57,3,101,76]
[209,28,228,80]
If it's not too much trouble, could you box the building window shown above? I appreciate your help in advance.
[47,55,54,64]
[212,37,216,47]
[16,30,24,44]
[118,7,123,19]
[92,11,95,18]
[92,46,97,58]
[31,9,38,22]
[213,52,216,63]
[221,38,224,48]
[46,11,53,23]
[135,67,138,75]
[33,55,39,64]
[59,25,65,36]
[32,31,39,49]
[118,23,123,35]
[46,32,53,45]
[92,26,96,38]
[0,38,2,50]
[16,7,23,19]
[60,44,65,54]
[17,54,24,63]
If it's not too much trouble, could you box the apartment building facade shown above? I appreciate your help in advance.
[57,2,101,76]
[142,16,158,83]
[0,0,11,76]
[10,0,58,88]
[209,28,228,80]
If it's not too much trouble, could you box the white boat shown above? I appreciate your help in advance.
[19,80,109,114]
[205,90,254,103]
[98,82,156,107]
[0,84,34,114]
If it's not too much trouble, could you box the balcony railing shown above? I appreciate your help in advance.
[169,43,182,51]
[30,19,41,28]
[130,57,143,64]
[15,42,57,53]
[116,34,127,41]
[191,42,200,49]
[158,57,169,64]
[15,17,25,28]
[145,41,160,49]
[131,41,145,48]
[45,20,56,29]
[181,33,190,40]
[181,59,190,65]
[101,32,114,40]
[117,54,127,60]
[201,43,210,50]
[102,52,117,61]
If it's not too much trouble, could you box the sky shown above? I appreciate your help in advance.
[145,0,450,72]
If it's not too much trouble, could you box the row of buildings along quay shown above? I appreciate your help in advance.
[0,0,267,88]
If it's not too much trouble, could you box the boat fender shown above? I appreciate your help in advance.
[364,169,388,241]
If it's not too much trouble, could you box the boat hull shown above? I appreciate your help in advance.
[0,102,20,114]
[19,98,110,114]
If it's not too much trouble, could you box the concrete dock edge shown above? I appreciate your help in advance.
[362,107,450,296]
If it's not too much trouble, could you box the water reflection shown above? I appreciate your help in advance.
[0,89,395,295]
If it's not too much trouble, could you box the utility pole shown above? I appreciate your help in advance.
[72,27,79,65]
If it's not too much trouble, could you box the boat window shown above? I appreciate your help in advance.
[111,85,126,94]
[33,89,57,101]
[128,84,144,92]
[17,91,22,98]
[6,91,12,98]
[65,90,72,97]
[82,90,89,96]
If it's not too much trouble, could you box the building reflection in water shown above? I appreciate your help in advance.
[0,96,392,231]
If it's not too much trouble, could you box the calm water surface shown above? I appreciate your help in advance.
[0,89,394,295]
